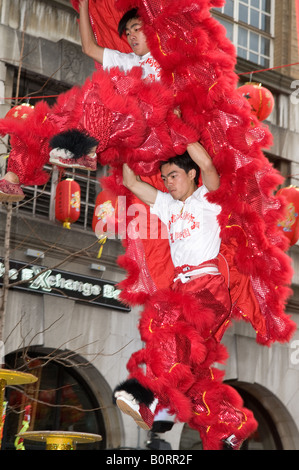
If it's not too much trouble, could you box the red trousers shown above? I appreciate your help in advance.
[127,272,257,449]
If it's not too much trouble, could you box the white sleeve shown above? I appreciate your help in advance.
[102,49,136,72]
[200,185,222,214]
[150,190,172,225]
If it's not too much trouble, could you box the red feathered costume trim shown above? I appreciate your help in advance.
[0,0,296,449]
[126,285,257,448]
[109,0,295,347]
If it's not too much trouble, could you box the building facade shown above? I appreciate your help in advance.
[0,0,299,450]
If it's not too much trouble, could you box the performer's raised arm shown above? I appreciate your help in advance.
[79,0,104,64]
[187,142,220,192]
[123,163,157,207]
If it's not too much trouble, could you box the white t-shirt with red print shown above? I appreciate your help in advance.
[151,186,222,275]
[103,49,161,82]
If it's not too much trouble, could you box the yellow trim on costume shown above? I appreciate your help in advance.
[172,73,177,97]
[204,127,217,154]
[202,391,211,416]
[209,81,218,92]
[168,363,179,373]
[149,318,175,333]
[219,411,248,430]
[238,412,247,430]
[225,224,249,246]
[156,33,167,56]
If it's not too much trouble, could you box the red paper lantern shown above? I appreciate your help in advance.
[92,190,118,258]
[237,82,274,121]
[92,190,118,239]
[5,103,34,121]
[277,186,299,246]
[55,179,81,229]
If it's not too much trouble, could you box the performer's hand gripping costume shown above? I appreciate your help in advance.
[0,0,296,450]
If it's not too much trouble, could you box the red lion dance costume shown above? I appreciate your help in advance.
[0,0,296,450]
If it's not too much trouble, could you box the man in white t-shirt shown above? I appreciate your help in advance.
[114,142,238,444]
[151,174,221,282]
[79,0,161,82]
[122,141,228,291]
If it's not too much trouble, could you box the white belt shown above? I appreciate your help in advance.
[173,266,220,284]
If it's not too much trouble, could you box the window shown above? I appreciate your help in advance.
[267,154,291,189]
[213,0,273,67]
[2,67,105,232]
[11,68,70,108]
[2,349,106,450]
[14,166,102,231]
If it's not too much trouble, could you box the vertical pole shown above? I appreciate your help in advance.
[0,202,12,342]
[0,378,7,449]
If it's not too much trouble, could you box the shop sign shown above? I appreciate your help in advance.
[0,259,130,312]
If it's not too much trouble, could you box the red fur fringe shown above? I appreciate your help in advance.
[111,0,295,346]
[0,0,296,448]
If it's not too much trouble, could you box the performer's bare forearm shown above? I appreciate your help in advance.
[187,142,220,191]
[79,0,104,63]
[123,164,157,207]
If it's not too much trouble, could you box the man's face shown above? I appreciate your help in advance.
[125,18,150,56]
[161,163,197,202]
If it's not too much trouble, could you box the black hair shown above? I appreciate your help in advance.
[50,129,98,159]
[118,8,139,37]
[160,152,200,185]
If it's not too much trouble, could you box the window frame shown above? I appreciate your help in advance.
[213,0,275,68]
[13,166,104,232]
[2,67,105,233]
[2,348,107,450]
